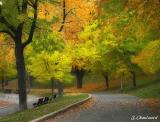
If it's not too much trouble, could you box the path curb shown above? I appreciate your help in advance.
[30,94,92,122]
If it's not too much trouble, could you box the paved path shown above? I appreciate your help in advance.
[0,93,39,116]
[46,93,160,122]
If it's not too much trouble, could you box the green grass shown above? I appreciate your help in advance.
[127,81,160,98]
[106,75,160,99]
[123,76,160,98]
[0,94,88,122]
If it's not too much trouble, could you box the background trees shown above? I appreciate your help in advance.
[0,34,16,90]
[100,0,160,88]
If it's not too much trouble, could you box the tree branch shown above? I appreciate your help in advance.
[27,0,34,8]
[0,30,15,40]
[0,16,17,34]
[58,0,74,32]
[58,0,66,32]
[16,0,21,13]
[22,0,38,48]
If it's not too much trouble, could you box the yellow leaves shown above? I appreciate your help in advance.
[132,40,160,74]
[113,61,131,79]
[0,35,15,77]
[69,40,99,70]
[17,14,28,22]
[0,34,4,41]
[28,50,72,81]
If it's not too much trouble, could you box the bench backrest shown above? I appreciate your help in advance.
[37,98,44,105]
[44,97,49,103]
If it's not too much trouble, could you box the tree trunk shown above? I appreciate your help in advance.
[4,80,8,86]
[26,72,32,93]
[51,78,55,97]
[131,71,136,88]
[104,75,109,89]
[57,81,63,96]
[15,43,27,111]
[1,70,4,90]
[75,69,85,89]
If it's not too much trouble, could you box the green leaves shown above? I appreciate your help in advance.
[69,40,100,71]
[28,51,72,81]
[31,32,64,53]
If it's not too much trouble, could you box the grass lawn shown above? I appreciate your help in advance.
[106,76,160,99]
[0,93,88,122]
[123,76,160,99]
[128,81,160,98]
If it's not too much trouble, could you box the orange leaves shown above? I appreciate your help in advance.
[63,0,97,41]
[38,2,58,21]
[36,0,97,42]
[0,34,15,66]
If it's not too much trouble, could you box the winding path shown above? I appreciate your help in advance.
[0,93,39,116]
[46,93,160,122]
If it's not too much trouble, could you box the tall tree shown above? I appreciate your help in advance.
[28,51,72,95]
[79,21,118,89]
[26,32,72,96]
[0,0,38,110]
[69,40,99,88]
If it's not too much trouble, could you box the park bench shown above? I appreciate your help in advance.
[14,89,19,94]
[43,97,49,104]
[33,94,57,107]
[3,89,12,93]
[33,98,44,107]
[49,93,57,101]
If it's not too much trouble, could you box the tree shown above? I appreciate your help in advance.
[79,21,118,89]
[133,40,160,74]
[0,0,38,110]
[69,40,99,88]
[26,32,72,96]
[28,51,72,96]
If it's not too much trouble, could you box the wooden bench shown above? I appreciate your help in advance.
[3,89,12,93]
[33,98,44,107]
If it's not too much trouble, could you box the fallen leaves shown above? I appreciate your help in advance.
[143,99,160,112]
